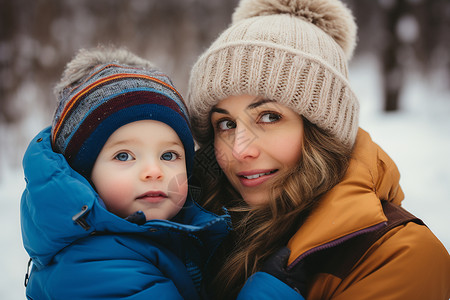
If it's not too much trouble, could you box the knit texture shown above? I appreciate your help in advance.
[188,0,359,147]
[51,63,194,177]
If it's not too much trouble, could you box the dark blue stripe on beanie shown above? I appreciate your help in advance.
[61,87,188,152]
[70,104,195,178]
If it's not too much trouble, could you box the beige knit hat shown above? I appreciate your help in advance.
[188,0,359,147]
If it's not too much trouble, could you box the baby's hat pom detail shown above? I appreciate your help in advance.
[232,0,357,59]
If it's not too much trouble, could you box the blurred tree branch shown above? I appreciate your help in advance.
[0,0,448,127]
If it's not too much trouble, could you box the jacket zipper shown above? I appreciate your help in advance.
[72,205,91,231]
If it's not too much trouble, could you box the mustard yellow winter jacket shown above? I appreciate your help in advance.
[287,129,450,300]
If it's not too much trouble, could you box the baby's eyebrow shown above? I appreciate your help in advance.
[163,141,184,148]
[104,138,138,149]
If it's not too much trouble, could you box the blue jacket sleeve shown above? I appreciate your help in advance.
[237,272,305,300]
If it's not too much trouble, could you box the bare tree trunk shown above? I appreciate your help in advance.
[382,45,402,112]
[0,0,18,123]
[381,0,409,112]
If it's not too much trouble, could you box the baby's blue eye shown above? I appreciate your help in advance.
[161,152,178,161]
[115,152,132,161]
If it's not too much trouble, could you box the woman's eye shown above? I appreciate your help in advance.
[161,152,179,161]
[259,112,281,123]
[115,152,133,161]
[217,119,236,131]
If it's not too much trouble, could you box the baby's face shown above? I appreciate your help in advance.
[91,120,188,221]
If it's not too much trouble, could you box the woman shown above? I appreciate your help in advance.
[187,0,450,299]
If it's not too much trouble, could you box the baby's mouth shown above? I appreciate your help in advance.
[136,191,168,200]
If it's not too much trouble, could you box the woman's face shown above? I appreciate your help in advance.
[210,95,304,207]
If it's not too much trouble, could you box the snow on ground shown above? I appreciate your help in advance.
[1,55,449,299]
[0,167,28,300]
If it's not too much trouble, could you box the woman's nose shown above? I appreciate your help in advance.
[231,124,260,161]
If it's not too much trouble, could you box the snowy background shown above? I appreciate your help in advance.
[1,1,449,299]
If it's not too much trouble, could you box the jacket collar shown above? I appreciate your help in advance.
[287,128,404,265]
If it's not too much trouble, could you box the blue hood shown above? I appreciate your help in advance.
[21,127,230,270]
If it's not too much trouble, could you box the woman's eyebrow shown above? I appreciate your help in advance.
[211,106,229,114]
[247,99,275,110]
[211,99,275,114]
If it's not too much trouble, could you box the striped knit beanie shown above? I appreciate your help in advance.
[188,0,359,147]
[51,63,194,178]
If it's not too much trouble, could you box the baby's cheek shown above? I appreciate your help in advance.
[97,178,132,207]
[167,174,188,207]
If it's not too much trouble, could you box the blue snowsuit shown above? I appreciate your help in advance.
[20,127,230,299]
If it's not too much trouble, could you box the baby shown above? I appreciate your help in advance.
[21,46,229,299]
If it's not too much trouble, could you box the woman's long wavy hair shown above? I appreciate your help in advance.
[193,119,353,300]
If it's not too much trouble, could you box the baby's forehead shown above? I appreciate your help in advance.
[104,120,183,148]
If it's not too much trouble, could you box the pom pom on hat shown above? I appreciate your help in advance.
[54,47,157,98]
[232,0,357,59]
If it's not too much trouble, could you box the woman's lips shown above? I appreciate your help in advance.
[136,191,168,203]
[237,169,278,187]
